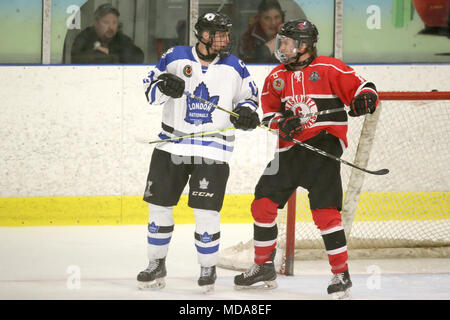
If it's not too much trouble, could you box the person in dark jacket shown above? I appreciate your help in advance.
[238,0,285,64]
[71,3,144,64]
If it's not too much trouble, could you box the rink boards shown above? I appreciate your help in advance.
[0,65,448,226]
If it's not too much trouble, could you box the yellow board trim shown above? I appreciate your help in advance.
[294,192,449,222]
[0,194,255,226]
[0,192,448,226]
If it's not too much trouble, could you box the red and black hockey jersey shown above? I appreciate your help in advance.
[261,56,378,152]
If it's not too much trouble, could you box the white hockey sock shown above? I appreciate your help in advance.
[193,208,221,267]
[147,203,174,261]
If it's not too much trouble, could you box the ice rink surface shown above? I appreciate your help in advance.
[0,224,449,300]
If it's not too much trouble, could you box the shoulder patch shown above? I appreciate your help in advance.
[273,78,285,91]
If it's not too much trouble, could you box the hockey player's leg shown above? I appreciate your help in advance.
[194,208,220,294]
[190,160,229,293]
[137,204,174,290]
[311,207,352,299]
[234,197,278,290]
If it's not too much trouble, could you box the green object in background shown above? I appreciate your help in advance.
[392,0,415,28]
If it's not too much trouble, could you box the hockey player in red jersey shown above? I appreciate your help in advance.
[234,19,379,299]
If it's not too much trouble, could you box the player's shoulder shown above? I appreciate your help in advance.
[266,64,287,81]
[161,46,196,63]
[310,56,351,71]
[217,54,250,78]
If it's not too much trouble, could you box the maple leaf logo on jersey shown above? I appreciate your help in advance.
[185,82,219,125]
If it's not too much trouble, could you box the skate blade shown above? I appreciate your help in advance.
[137,278,166,290]
[200,284,215,294]
[331,289,351,300]
[234,280,278,291]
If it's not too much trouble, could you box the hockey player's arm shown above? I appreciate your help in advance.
[328,60,379,117]
[260,75,283,130]
[143,70,169,106]
[142,48,184,105]
[348,83,379,117]
[231,66,260,131]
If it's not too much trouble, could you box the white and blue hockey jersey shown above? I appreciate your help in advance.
[143,46,259,163]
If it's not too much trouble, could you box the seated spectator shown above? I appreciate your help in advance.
[71,3,144,64]
[239,0,285,64]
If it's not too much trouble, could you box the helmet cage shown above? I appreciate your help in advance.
[195,13,232,58]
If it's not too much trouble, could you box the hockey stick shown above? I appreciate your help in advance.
[258,124,389,175]
[255,123,389,175]
[290,137,389,175]
[183,91,389,175]
[263,107,348,126]
[184,91,240,118]
[136,127,236,144]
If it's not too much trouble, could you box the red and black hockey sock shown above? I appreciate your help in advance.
[312,207,348,274]
[252,197,279,265]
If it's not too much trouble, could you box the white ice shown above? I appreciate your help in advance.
[0,224,449,300]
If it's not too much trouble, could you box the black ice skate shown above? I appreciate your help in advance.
[327,269,352,299]
[198,266,217,294]
[234,259,277,290]
[137,257,167,290]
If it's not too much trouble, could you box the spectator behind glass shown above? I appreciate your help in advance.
[71,3,144,64]
[239,0,285,64]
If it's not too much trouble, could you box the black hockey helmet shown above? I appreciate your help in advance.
[195,12,232,59]
[278,19,318,48]
[195,12,232,36]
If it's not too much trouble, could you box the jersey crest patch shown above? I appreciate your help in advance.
[273,78,284,91]
[285,95,318,129]
[309,71,321,82]
[185,82,218,125]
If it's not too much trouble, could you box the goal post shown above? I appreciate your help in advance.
[218,91,450,275]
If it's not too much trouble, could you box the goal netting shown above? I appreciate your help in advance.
[218,91,450,274]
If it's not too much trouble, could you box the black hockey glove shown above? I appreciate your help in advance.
[157,73,185,98]
[348,91,378,117]
[278,110,303,141]
[230,106,260,131]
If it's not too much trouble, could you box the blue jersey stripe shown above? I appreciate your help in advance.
[147,236,171,246]
[150,84,158,104]
[156,46,196,72]
[195,244,219,254]
[236,100,258,110]
[216,55,250,79]
[158,133,234,152]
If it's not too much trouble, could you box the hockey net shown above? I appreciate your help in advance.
[218,91,450,274]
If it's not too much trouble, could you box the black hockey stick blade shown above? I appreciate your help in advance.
[370,168,390,175]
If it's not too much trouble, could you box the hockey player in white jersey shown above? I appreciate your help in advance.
[137,12,260,293]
